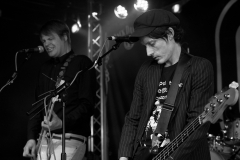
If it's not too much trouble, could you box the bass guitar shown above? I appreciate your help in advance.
[135,82,239,160]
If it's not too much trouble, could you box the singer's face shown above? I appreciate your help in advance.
[41,32,66,58]
[141,36,177,67]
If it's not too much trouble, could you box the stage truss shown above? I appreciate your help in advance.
[87,1,107,160]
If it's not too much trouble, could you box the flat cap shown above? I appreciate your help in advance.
[131,9,180,38]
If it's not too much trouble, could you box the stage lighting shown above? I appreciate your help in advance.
[92,12,100,20]
[71,19,81,33]
[77,19,82,28]
[114,5,128,19]
[172,4,181,13]
[134,0,148,12]
[71,24,79,33]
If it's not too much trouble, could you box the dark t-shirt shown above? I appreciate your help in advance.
[136,62,177,154]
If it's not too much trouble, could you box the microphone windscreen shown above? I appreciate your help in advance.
[38,46,44,53]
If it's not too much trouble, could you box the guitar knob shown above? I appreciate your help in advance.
[150,146,159,154]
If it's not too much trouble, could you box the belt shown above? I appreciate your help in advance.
[52,134,86,143]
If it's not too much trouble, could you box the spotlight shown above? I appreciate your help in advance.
[114,5,128,19]
[92,12,100,20]
[71,19,81,33]
[71,24,79,33]
[77,19,82,28]
[72,19,82,33]
[172,4,181,13]
[134,0,148,12]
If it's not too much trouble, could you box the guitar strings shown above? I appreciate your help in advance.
[44,96,52,159]
[153,117,201,160]
[36,97,50,160]
[152,116,201,160]
[153,99,223,160]
[39,96,57,160]
[154,100,223,160]
[46,97,57,160]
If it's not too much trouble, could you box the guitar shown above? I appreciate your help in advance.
[32,95,59,160]
[135,82,239,160]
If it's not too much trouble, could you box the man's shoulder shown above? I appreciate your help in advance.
[73,54,91,60]
[141,59,157,67]
[189,54,212,65]
[188,55,214,74]
[72,54,93,65]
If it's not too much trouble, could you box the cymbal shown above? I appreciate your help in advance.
[224,139,240,146]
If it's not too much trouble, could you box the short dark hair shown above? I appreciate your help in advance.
[39,19,71,44]
[148,26,184,44]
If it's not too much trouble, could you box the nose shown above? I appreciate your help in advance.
[43,39,50,46]
[146,46,153,57]
[43,41,47,46]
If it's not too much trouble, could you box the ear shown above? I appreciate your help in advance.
[167,27,174,40]
[63,34,68,42]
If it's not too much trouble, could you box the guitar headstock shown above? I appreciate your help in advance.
[203,82,239,124]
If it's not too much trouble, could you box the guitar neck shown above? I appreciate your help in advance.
[153,115,203,160]
[35,97,55,158]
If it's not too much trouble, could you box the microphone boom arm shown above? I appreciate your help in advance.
[0,51,33,93]
[94,41,122,68]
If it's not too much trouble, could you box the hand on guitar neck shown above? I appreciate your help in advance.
[41,110,62,131]
[42,95,62,131]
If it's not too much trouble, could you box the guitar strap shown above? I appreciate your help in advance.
[55,52,77,88]
[154,52,192,135]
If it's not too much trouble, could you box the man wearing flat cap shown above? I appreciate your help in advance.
[118,9,214,160]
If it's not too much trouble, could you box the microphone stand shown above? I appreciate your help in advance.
[26,41,123,160]
[0,51,33,93]
[60,90,67,160]
[94,41,122,67]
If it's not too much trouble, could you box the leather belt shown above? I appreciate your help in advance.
[52,134,86,143]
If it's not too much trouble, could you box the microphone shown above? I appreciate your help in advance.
[108,36,139,43]
[19,46,44,53]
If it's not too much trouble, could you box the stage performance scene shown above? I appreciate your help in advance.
[0,0,240,160]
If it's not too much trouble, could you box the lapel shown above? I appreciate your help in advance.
[145,62,163,123]
[136,61,163,141]
[169,53,192,122]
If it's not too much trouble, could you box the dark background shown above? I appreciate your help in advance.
[0,0,239,159]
